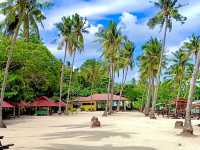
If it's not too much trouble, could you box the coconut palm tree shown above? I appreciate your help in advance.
[56,14,88,114]
[56,16,74,113]
[0,0,47,128]
[148,0,187,118]
[96,21,123,114]
[181,34,200,135]
[169,49,189,100]
[117,39,134,111]
[80,59,105,110]
[66,14,88,113]
[0,0,48,40]
[139,38,163,116]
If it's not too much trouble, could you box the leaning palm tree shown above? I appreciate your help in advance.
[66,14,88,113]
[181,34,200,135]
[139,38,163,116]
[147,0,187,118]
[117,39,134,111]
[0,0,47,128]
[96,21,123,115]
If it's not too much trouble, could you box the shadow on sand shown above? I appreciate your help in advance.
[35,144,157,150]
[42,130,136,141]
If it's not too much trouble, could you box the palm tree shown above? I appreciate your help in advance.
[148,0,187,118]
[80,59,105,110]
[168,49,189,114]
[96,21,123,115]
[0,0,47,40]
[66,14,88,113]
[139,38,163,116]
[56,16,74,114]
[117,39,134,111]
[56,14,88,114]
[0,0,47,128]
[181,34,200,135]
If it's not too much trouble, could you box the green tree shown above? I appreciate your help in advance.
[139,38,163,116]
[96,21,123,115]
[0,0,47,128]
[66,14,88,112]
[181,34,200,135]
[168,49,189,108]
[56,14,88,113]
[80,59,106,107]
[148,0,186,118]
[117,39,134,111]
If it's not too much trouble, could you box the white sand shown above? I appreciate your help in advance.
[1,111,200,150]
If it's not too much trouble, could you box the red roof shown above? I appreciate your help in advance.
[31,96,57,107]
[2,101,14,108]
[76,93,127,102]
[17,101,31,107]
[56,101,66,107]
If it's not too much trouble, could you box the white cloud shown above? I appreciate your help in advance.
[44,0,200,82]
[43,0,151,30]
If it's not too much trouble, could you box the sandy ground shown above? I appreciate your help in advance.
[1,111,200,150]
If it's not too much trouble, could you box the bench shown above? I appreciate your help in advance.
[0,136,14,150]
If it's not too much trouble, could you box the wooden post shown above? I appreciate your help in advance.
[13,107,15,118]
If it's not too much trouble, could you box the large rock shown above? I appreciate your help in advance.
[175,121,183,129]
[90,116,101,128]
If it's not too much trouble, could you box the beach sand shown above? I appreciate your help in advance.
[1,111,200,150]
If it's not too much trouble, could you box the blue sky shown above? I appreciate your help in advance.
[25,0,200,82]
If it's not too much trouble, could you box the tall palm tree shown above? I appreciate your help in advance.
[56,14,88,114]
[181,34,200,135]
[56,16,74,114]
[117,39,134,111]
[168,50,189,111]
[148,0,187,118]
[96,21,123,115]
[0,0,47,128]
[66,14,88,113]
[139,38,163,116]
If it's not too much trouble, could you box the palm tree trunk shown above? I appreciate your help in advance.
[0,21,21,128]
[24,14,29,41]
[144,78,152,116]
[121,67,128,111]
[150,17,168,119]
[103,66,111,116]
[182,51,200,135]
[175,81,182,116]
[66,52,76,114]
[117,69,125,111]
[59,46,67,114]
[90,83,94,111]
[109,63,115,114]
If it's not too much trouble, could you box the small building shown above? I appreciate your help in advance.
[31,96,57,115]
[2,101,15,118]
[73,93,128,111]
